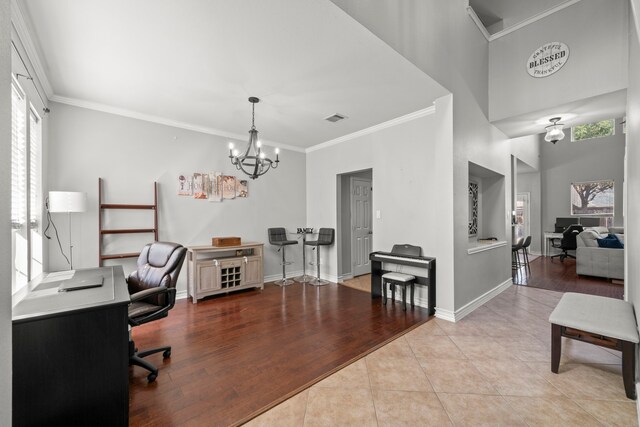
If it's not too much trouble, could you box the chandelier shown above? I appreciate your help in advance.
[544,117,565,144]
[228,97,280,179]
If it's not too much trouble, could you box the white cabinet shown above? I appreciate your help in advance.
[187,243,264,303]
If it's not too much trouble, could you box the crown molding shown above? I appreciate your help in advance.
[11,0,53,98]
[468,0,583,42]
[490,0,582,41]
[466,6,491,42]
[306,105,436,153]
[50,95,306,153]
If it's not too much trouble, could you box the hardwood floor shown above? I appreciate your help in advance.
[340,274,371,293]
[129,281,430,426]
[512,255,623,299]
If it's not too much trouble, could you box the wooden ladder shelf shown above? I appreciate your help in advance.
[98,177,158,266]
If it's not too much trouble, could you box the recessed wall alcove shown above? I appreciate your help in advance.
[468,161,506,254]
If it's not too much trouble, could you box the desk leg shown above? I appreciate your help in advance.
[546,238,549,257]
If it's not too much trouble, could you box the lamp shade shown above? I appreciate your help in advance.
[544,117,565,144]
[544,125,565,143]
[48,191,87,213]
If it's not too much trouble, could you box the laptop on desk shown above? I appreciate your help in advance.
[58,275,104,292]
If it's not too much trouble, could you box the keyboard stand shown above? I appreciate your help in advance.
[370,252,436,316]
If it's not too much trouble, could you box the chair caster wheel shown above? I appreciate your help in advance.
[163,349,171,359]
[147,372,157,383]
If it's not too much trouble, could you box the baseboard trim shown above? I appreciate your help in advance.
[338,273,354,283]
[176,290,188,300]
[435,307,456,322]
[637,383,640,425]
[435,278,512,322]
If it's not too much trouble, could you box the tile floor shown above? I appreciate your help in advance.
[244,285,638,426]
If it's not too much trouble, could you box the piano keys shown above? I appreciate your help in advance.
[370,251,436,315]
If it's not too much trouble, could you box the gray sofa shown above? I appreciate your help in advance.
[576,226,624,280]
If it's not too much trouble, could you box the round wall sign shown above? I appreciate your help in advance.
[526,42,569,78]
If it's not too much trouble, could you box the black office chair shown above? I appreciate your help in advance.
[304,228,335,285]
[551,225,583,262]
[382,244,421,311]
[268,227,298,286]
[127,242,187,382]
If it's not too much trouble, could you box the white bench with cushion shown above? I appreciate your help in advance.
[382,272,416,311]
[549,292,639,400]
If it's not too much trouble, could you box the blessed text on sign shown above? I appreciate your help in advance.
[527,42,569,78]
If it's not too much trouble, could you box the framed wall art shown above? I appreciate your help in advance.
[178,174,193,196]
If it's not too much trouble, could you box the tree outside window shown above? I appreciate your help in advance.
[571,119,614,142]
[570,180,614,216]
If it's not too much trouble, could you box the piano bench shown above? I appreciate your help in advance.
[382,272,416,311]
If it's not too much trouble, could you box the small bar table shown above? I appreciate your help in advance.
[294,228,315,283]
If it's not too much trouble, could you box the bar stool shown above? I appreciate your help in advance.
[268,228,298,286]
[520,235,532,273]
[512,237,524,270]
[304,228,335,286]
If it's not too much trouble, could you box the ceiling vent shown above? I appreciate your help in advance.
[324,113,347,123]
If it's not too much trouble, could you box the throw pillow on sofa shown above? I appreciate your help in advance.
[579,230,602,247]
[597,233,624,249]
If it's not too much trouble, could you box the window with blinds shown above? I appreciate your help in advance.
[11,79,43,292]
[11,84,26,230]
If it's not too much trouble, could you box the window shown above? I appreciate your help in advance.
[11,78,43,293]
[571,119,615,142]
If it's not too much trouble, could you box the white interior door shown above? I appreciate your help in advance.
[351,177,372,276]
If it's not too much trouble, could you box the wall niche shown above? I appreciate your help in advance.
[468,161,506,244]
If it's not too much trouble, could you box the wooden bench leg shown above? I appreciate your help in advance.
[402,285,407,311]
[551,323,561,374]
[622,340,637,400]
[383,280,387,305]
[410,283,415,308]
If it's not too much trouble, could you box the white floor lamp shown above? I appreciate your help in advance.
[48,191,87,270]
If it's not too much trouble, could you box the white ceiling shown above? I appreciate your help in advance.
[492,89,627,139]
[19,0,448,150]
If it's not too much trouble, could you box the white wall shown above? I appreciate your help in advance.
[331,0,512,315]
[489,0,629,122]
[540,121,626,232]
[511,134,541,172]
[626,0,640,315]
[512,134,542,254]
[307,99,454,310]
[0,0,12,422]
[47,102,307,292]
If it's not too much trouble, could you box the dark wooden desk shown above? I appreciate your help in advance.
[12,266,130,427]
[370,252,436,315]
